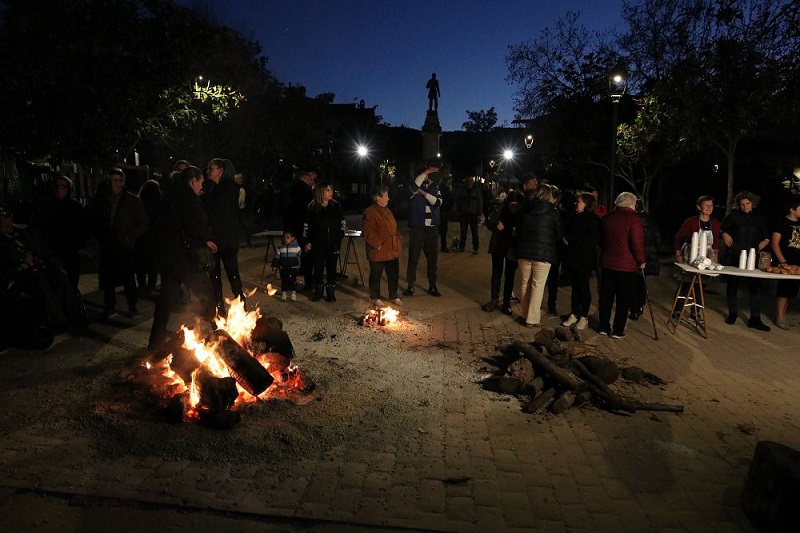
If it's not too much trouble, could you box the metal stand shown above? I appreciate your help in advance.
[338,230,364,286]
[255,230,282,285]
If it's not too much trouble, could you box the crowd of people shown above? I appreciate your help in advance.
[3,156,798,353]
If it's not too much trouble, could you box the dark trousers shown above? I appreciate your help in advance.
[279,269,297,292]
[569,268,593,318]
[407,226,439,288]
[490,253,517,301]
[459,214,479,251]
[301,246,314,288]
[313,246,339,286]
[149,267,214,346]
[726,277,764,319]
[598,268,637,333]
[546,256,561,310]
[99,251,137,311]
[439,214,450,251]
[369,259,400,299]
[211,245,243,309]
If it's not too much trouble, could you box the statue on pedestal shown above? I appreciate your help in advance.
[426,73,440,112]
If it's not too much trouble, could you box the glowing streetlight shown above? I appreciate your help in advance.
[357,145,368,157]
[503,150,514,190]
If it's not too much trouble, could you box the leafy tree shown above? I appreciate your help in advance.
[621,0,800,212]
[462,107,497,132]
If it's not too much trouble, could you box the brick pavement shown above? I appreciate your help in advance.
[2,223,799,531]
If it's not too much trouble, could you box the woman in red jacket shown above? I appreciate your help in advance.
[673,195,721,263]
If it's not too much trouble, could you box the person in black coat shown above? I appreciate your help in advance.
[135,179,163,295]
[720,190,771,331]
[30,174,89,288]
[285,171,316,290]
[481,190,523,314]
[561,192,601,330]
[204,158,244,315]
[148,166,217,349]
[516,184,563,327]
[303,181,346,302]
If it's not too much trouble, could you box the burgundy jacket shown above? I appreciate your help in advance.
[673,216,721,254]
[600,207,645,272]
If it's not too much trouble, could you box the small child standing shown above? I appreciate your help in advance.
[272,230,302,301]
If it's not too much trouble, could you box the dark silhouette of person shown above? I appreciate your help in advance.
[426,73,440,112]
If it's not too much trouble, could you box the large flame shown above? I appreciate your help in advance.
[146,296,305,419]
[363,306,399,326]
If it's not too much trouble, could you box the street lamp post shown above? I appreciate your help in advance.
[607,67,627,204]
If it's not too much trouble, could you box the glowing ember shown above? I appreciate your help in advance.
[145,296,307,421]
[266,283,278,296]
[363,306,399,327]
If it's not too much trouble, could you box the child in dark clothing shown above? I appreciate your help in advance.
[272,230,302,301]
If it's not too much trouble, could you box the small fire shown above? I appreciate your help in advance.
[363,306,399,327]
[266,283,278,296]
[146,296,306,421]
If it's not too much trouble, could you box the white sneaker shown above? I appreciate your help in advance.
[561,314,578,327]
[391,298,403,306]
[290,291,297,302]
[373,299,385,306]
[280,291,287,301]
[576,317,589,330]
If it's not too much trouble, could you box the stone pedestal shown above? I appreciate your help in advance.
[421,111,442,162]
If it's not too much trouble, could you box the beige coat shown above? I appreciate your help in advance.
[362,203,402,262]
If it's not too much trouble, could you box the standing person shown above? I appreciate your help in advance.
[404,166,442,297]
[455,176,483,254]
[673,195,722,263]
[481,190,523,315]
[89,168,149,319]
[544,185,564,316]
[203,158,244,316]
[426,73,440,112]
[439,177,453,253]
[234,173,254,247]
[303,181,345,302]
[362,184,403,306]
[561,192,601,330]
[272,229,302,302]
[597,192,646,338]
[135,179,162,296]
[721,191,771,330]
[285,171,316,291]
[148,166,217,349]
[770,198,800,330]
[519,172,538,195]
[30,174,89,288]
[516,184,563,328]
[630,199,661,320]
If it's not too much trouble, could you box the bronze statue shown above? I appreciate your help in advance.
[426,73,440,112]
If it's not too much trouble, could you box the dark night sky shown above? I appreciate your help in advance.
[180,0,625,131]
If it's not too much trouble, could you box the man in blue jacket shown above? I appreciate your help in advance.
[404,166,442,296]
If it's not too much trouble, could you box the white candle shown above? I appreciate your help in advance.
[747,248,756,270]
[690,232,699,262]
[698,232,708,259]
[739,250,748,269]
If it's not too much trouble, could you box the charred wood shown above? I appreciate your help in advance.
[212,330,274,396]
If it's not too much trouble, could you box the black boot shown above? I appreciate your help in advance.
[325,284,336,302]
[313,285,325,301]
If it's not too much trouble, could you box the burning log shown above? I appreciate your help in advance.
[212,329,274,397]
[197,369,239,412]
[250,316,294,360]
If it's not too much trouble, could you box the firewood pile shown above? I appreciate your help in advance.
[488,326,683,416]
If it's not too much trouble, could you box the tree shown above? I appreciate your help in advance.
[462,107,497,132]
[621,0,800,212]
[505,10,624,195]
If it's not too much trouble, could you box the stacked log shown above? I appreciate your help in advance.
[492,328,683,416]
